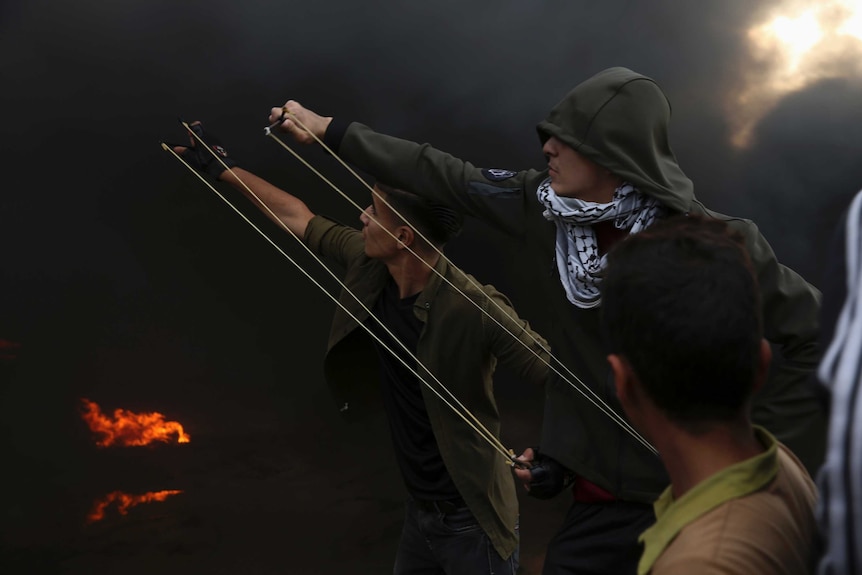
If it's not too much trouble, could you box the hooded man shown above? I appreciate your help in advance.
[270,67,825,575]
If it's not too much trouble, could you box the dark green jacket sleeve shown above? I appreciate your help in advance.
[336,121,544,240]
[480,282,551,386]
[303,214,366,267]
[747,222,825,473]
[698,203,826,473]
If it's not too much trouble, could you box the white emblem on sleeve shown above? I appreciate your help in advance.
[482,168,517,181]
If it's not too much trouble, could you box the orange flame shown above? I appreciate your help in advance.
[86,489,183,523]
[80,398,191,447]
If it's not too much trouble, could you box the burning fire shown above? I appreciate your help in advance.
[86,489,183,523]
[81,398,191,447]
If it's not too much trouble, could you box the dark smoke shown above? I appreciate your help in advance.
[2,0,860,572]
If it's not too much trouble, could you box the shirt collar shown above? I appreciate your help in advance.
[637,426,779,575]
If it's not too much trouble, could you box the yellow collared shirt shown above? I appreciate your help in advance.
[638,427,817,575]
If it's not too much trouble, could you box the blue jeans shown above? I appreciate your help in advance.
[393,498,519,575]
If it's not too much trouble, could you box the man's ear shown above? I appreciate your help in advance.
[752,339,772,395]
[607,353,633,403]
[395,225,414,249]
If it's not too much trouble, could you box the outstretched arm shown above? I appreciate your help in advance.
[218,167,314,239]
[269,101,540,240]
[174,122,315,238]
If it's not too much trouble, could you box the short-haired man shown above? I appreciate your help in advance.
[601,215,818,574]
[172,123,550,574]
[270,66,825,574]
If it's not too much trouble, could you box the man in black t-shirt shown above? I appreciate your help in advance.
[172,123,550,574]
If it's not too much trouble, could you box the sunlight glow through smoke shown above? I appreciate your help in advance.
[769,10,823,68]
[732,0,862,148]
[838,9,862,38]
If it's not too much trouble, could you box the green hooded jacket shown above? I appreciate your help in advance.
[323,67,826,502]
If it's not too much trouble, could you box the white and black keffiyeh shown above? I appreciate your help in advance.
[537,178,665,309]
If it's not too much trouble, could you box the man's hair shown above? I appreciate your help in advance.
[375,182,463,248]
[601,215,763,426]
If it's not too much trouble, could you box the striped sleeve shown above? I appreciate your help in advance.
[817,188,862,575]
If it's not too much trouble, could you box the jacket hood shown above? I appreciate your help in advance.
[536,67,693,213]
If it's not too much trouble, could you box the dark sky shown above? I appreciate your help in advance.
[2,0,862,572]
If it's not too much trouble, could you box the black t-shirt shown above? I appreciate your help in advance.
[369,278,460,500]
